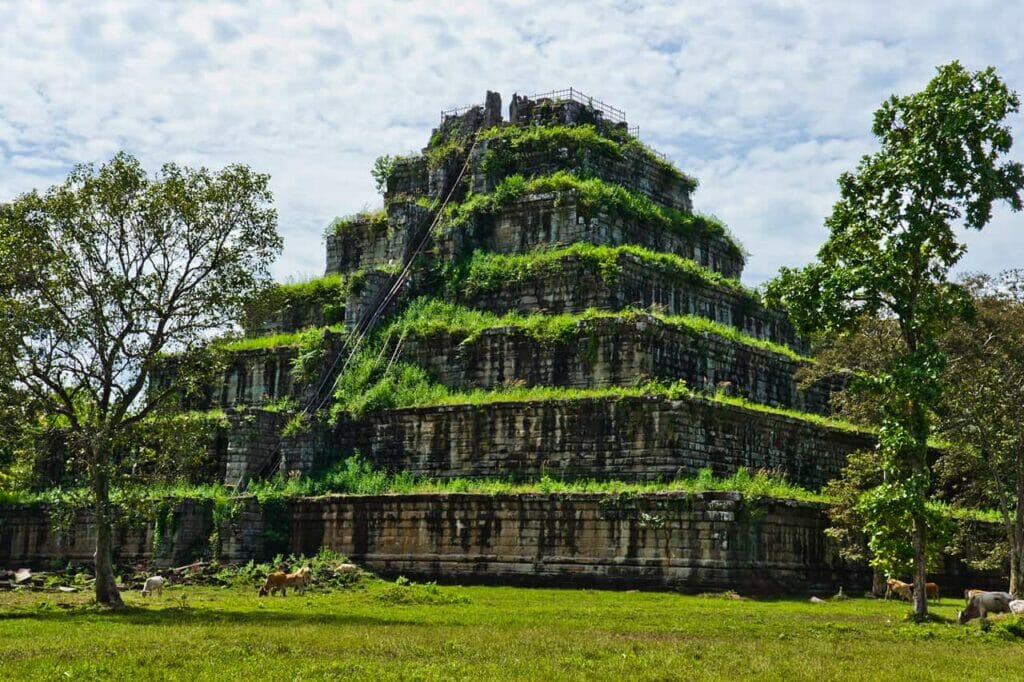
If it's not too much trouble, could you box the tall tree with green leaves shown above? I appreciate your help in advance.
[0,153,281,607]
[766,62,1024,619]
[937,271,1024,596]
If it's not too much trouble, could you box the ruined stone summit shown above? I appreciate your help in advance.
[6,89,942,592]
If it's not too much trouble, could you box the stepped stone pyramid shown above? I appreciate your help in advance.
[20,89,961,594]
[204,89,859,493]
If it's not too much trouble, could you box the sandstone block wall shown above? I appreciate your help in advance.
[341,396,874,490]
[325,202,431,276]
[0,500,213,568]
[2,493,996,595]
[224,411,288,487]
[218,409,341,484]
[470,140,694,213]
[399,316,834,414]
[250,296,342,337]
[385,156,429,200]
[288,492,855,593]
[460,252,804,352]
[440,193,744,280]
[217,347,297,408]
[344,268,401,332]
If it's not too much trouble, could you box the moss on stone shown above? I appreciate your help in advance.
[441,172,744,262]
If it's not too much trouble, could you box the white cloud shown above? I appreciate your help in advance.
[0,0,1022,284]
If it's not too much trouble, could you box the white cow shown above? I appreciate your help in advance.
[957,591,1013,624]
[141,575,167,597]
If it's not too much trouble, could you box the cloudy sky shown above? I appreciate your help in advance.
[1,1,1021,286]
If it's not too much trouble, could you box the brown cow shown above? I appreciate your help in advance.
[258,566,311,597]
[886,579,913,601]
[886,579,939,602]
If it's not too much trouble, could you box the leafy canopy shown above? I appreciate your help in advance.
[765,62,1024,612]
[1,152,282,435]
[768,62,1022,341]
[0,151,281,606]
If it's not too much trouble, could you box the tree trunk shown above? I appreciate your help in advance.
[1011,496,1024,598]
[912,513,928,619]
[910,437,928,620]
[94,505,124,608]
[1015,457,1024,599]
[907,392,929,621]
[1010,548,1021,599]
[872,567,887,598]
[91,459,124,609]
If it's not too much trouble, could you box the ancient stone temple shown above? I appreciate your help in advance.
[0,90,986,593]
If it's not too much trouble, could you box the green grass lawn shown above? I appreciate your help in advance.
[2,582,1023,680]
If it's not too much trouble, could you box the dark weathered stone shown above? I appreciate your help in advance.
[439,192,743,280]
[399,315,838,413]
[1,494,998,595]
[459,251,804,352]
[325,201,432,276]
[0,500,214,568]
[483,90,502,128]
[471,137,694,212]
[335,396,872,491]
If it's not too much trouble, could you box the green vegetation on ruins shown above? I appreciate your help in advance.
[446,242,751,299]
[382,297,806,361]
[218,325,343,352]
[0,458,823,511]
[2,453,1000,528]
[477,123,697,189]
[243,273,349,330]
[440,171,745,261]
[324,336,856,437]
[326,208,387,238]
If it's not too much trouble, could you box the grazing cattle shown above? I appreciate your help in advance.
[957,591,1013,624]
[966,590,1012,604]
[1010,600,1024,615]
[141,576,167,597]
[886,579,913,601]
[258,566,311,597]
[964,588,988,603]
[886,579,939,602]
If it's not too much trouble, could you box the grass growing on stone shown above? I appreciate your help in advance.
[245,458,825,503]
[326,208,388,237]
[477,122,698,191]
[270,273,347,305]
[441,171,745,261]
[329,365,867,437]
[2,583,1024,680]
[449,243,752,300]
[385,298,807,361]
[219,325,344,352]
[218,329,310,351]
[0,462,823,514]
[243,273,350,331]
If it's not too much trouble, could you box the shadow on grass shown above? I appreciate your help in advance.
[0,604,428,628]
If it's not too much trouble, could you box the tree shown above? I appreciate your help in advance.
[766,62,1024,619]
[808,319,950,596]
[0,152,281,607]
[936,271,1024,595]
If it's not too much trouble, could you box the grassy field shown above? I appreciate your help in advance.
[2,582,1024,680]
